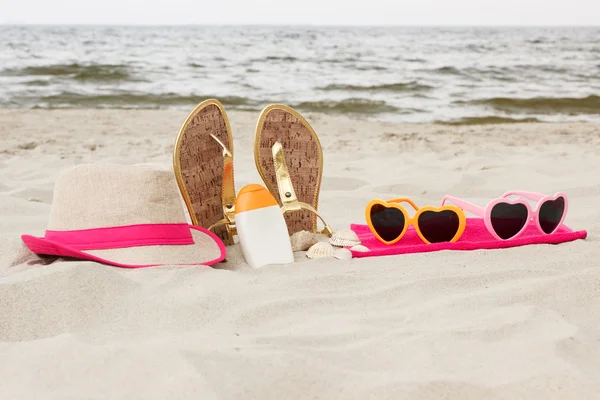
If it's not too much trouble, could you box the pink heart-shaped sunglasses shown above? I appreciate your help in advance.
[441,191,568,241]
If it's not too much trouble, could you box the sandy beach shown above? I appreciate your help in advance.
[1,108,599,399]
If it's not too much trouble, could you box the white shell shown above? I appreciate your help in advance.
[290,230,327,252]
[334,248,353,260]
[306,242,336,259]
[329,228,361,247]
[349,244,370,252]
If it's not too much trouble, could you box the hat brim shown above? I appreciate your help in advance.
[21,225,226,268]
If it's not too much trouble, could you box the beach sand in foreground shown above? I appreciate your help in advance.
[1,109,599,399]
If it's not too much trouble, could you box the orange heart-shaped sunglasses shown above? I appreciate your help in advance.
[365,198,467,244]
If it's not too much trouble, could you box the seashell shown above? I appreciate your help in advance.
[349,244,370,252]
[306,241,336,259]
[290,230,329,252]
[329,228,361,247]
[334,248,353,260]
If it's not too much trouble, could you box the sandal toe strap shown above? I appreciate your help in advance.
[210,134,237,236]
[273,141,333,237]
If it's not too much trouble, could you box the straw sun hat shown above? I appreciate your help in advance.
[21,163,226,268]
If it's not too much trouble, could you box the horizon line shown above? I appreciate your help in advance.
[1,22,599,28]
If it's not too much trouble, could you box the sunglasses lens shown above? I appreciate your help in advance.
[417,210,460,243]
[370,204,406,242]
[538,196,565,234]
[490,202,529,239]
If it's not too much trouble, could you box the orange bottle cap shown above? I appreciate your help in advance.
[235,184,278,214]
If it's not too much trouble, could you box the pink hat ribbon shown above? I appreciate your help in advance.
[43,223,194,251]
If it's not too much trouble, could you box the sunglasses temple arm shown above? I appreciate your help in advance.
[441,196,485,217]
[387,198,419,212]
[500,191,545,201]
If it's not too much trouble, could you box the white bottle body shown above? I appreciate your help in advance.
[235,205,294,268]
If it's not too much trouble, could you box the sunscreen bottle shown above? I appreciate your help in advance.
[234,184,294,268]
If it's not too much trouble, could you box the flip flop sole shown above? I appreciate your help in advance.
[173,99,235,245]
[254,104,324,235]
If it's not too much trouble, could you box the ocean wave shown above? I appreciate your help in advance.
[483,65,569,75]
[355,65,387,71]
[437,116,541,125]
[318,81,433,92]
[430,66,463,75]
[318,57,361,64]
[13,92,259,109]
[290,98,406,114]
[5,92,411,115]
[461,95,600,114]
[1,63,135,82]
[250,56,298,63]
[23,79,51,86]
[426,65,573,81]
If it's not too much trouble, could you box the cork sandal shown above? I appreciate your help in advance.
[254,104,333,237]
[173,99,237,246]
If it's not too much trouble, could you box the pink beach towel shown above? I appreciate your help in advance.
[350,218,587,258]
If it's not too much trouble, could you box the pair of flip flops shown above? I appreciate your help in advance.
[173,99,333,246]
